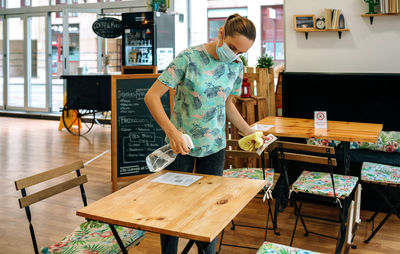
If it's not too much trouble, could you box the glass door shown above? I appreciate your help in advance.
[7,16,24,108]
[4,9,101,112]
[66,10,101,75]
[5,14,49,111]
[50,8,101,112]
[50,11,68,112]
[0,17,3,109]
[27,14,49,110]
[123,25,153,66]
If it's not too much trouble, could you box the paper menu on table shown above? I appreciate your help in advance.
[151,172,203,187]
[251,124,274,131]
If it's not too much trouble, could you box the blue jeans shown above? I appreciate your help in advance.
[161,149,226,254]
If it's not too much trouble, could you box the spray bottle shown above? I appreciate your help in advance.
[146,134,194,172]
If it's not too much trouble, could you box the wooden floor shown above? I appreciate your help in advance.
[1,117,399,254]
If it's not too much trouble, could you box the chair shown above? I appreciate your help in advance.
[276,141,359,254]
[361,162,400,243]
[256,241,321,254]
[15,160,145,254]
[121,65,158,74]
[217,139,280,253]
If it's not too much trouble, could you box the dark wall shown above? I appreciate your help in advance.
[282,72,400,131]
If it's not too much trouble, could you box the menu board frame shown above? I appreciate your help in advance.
[111,74,174,191]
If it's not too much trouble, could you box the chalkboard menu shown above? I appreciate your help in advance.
[111,74,171,190]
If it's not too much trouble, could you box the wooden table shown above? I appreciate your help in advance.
[77,171,267,253]
[255,116,383,174]
[255,116,382,254]
[256,116,382,143]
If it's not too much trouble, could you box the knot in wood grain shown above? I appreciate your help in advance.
[217,199,228,205]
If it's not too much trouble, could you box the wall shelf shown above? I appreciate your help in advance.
[295,29,350,40]
[361,13,400,24]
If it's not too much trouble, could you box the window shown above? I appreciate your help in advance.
[207,8,247,42]
[261,5,284,65]
[55,0,79,17]
[208,18,225,42]
[55,0,78,4]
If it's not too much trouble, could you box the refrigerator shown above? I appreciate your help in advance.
[122,11,175,71]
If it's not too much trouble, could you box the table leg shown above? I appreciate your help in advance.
[108,224,128,254]
[343,141,350,175]
[162,235,171,253]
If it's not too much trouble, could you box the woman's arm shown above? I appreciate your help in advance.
[144,80,189,155]
[225,94,254,136]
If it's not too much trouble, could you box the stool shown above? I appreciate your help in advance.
[361,161,400,243]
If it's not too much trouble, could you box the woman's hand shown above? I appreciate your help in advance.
[248,130,271,144]
[167,130,190,155]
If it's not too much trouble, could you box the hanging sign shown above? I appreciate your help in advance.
[92,17,122,38]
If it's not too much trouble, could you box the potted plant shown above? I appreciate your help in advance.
[256,53,274,69]
[256,53,276,116]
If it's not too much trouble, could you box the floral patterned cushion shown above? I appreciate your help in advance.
[306,138,341,147]
[256,241,321,254]
[41,220,145,254]
[292,171,358,198]
[361,162,400,185]
[350,131,400,153]
[223,168,274,187]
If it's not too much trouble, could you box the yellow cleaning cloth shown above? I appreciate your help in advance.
[238,131,264,151]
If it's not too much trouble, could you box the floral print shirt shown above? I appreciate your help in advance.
[158,44,243,157]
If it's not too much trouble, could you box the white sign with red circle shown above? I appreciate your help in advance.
[256,134,277,156]
[314,111,327,129]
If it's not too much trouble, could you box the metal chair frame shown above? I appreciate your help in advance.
[363,182,400,243]
[217,141,279,253]
[15,161,134,254]
[277,141,357,254]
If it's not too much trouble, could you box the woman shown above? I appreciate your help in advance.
[144,14,258,254]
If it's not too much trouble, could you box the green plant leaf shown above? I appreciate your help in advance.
[239,55,248,66]
[256,53,275,68]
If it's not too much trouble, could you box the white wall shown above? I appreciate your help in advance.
[285,0,400,73]
[189,0,208,47]
[172,0,189,55]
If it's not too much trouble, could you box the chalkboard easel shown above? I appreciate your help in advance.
[111,74,174,191]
